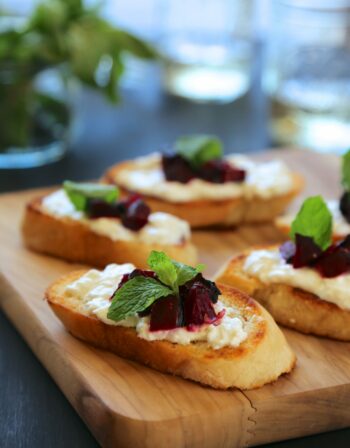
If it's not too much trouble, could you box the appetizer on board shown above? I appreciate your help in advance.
[46,251,295,389]
[22,181,197,268]
[103,135,303,228]
[216,196,350,340]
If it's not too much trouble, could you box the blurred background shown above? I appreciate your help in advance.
[1,0,350,189]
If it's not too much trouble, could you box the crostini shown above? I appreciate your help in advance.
[216,196,350,340]
[46,251,296,390]
[276,149,350,242]
[22,181,197,268]
[102,135,303,228]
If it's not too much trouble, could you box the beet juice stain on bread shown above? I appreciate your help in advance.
[46,251,295,390]
[22,181,197,268]
[102,135,303,228]
[216,196,350,341]
[276,149,350,242]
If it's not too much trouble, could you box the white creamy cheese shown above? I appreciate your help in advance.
[112,153,295,202]
[42,189,190,245]
[243,249,350,310]
[278,199,350,238]
[63,264,249,350]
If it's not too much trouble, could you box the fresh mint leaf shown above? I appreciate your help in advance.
[341,149,350,191]
[173,261,205,287]
[290,196,332,250]
[63,180,119,211]
[175,135,223,168]
[147,251,206,293]
[147,251,178,291]
[107,276,173,322]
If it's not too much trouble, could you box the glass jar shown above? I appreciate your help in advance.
[157,0,253,103]
[264,0,350,153]
[0,64,70,168]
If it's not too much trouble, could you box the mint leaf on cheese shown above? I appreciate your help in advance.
[341,149,350,192]
[147,251,178,291]
[63,180,119,212]
[290,196,332,250]
[107,276,173,322]
[172,260,205,288]
[147,250,205,293]
[175,135,222,168]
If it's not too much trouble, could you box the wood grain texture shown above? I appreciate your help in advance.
[0,149,349,448]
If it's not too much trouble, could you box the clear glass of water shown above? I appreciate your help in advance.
[157,0,253,103]
[264,0,350,154]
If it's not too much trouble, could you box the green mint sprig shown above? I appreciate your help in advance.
[341,149,350,192]
[290,196,332,250]
[107,251,206,322]
[107,276,173,322]
[63,180,119,212]
[174,135,223,168]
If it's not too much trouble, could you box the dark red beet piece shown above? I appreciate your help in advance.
[315,245,350,278]
[121,198,151,231]
[279,241,296,262]
[162,154,195,183]
[180,273,221,304]
[340,191,350,224]
[86,199,124,218]
[149,295,183,331]
[199,160,245,183]
[183,282,218,327]
[292,234,323,268]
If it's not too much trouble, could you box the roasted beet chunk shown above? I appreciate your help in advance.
[121,198,151,230]
[183,282,218,327]
[179,274,221,304]
[150,295,183,331]
[315,244,350,278]
[340,191,350,224]
[199,160,245,183]
[86,199,124,218]
[292,234,323,268]
[162,154,195,183]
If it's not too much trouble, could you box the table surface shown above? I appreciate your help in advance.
[1,64,350,448]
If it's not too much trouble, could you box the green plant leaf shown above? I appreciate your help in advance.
[173,260,205,287]
[174,135,223,168]
[341,149,350,191]
[63,180,119,211]
[147,251,178,291]
[107,276,173,322]
[290,196,332,250]
[147,251,205,293]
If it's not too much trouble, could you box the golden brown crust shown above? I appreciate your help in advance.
[102,159,304,228]
[45,270,296,390]
[22,197,197,268]
[215,249,350,341]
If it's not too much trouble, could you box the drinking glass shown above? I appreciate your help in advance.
[264,0,350,153]
[157,0,253,103]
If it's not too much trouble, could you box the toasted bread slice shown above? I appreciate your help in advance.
[46,270,295,390]
[22,197,197,268]
[215,250,350,341]
[103,160,304,228]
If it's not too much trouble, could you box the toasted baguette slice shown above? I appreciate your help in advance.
[22,197,197,268]
[215,250,350,341]
[46,271,295,390]
[103,160,304,228]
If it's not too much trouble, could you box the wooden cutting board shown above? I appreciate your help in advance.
[1,149,350,448]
